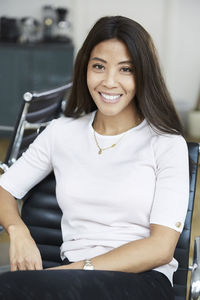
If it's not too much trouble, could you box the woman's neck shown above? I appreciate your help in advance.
[92,107,143,136]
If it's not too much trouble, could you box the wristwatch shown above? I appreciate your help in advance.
[83,259,94,270]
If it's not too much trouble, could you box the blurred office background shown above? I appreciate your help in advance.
[0,0,199,134]
[0,0,200,281]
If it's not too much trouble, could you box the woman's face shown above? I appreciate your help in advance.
[87,38,136,118]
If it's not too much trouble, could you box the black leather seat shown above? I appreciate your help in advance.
[173,142,199,300]
[22,173,62,268]
[21,142,199,300]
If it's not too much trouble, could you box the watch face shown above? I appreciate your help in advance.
[83,260,94,270]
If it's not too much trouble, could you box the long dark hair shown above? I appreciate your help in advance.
[64,16,184,137]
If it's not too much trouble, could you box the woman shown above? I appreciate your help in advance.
[0,16,189,300]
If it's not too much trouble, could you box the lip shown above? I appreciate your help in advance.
[98,92,122,104]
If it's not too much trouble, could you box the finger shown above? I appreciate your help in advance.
[17,262,27,271]
[10,262,18,272]
[24,259,37,271]
[18,258,34,270]
[35,261,43,270]
[27,265,36,270]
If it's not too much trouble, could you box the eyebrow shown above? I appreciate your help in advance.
[91,57,133,65]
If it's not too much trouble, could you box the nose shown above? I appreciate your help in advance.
[102,70,118,88]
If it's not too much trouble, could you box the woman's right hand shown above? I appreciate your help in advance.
[8,224,43,271]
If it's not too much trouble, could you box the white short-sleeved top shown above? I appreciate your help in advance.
[0,111,189,284]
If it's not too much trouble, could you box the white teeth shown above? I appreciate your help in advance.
[101,93,121,100]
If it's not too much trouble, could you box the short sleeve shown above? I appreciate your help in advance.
[150,134,189,233]
[0,119,56,199]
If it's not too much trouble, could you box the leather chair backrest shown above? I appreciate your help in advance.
[22,172,62,268]
[21,142,199,299]
[173,142,199,300]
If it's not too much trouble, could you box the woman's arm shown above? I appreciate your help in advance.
[0,186,43,271]
[48,223,180,272]
[0,121,57,271]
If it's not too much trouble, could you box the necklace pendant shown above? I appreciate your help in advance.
[98,149,102,155]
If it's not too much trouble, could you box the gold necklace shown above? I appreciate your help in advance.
[93,130,127,155]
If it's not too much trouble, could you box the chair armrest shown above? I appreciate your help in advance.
[190,236,200,299]
[0,162,8,233]
[0,162,8,174]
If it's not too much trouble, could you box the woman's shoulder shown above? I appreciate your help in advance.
[147,128,188,161]
[153,131,186,148]
[44,112,94,141]
[50,116,75,128]
[49,112,94,129]
[146,122,186,145]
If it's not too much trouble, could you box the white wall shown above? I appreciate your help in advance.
[72,0,166,56]
[163,0,200,122]
[1,0,200,125]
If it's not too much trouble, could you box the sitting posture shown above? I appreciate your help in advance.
[0,16,189,300]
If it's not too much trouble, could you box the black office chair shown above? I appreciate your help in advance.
[20,142,199,300]
[0,81,72,173]
[0,82,72,233]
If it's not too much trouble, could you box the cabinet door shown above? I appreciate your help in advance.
[0,44,73,136]
[0,46,30,129]
[30,45,73,91]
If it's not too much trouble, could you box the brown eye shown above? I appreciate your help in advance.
[121,67,133,73]
[93,64,105,70]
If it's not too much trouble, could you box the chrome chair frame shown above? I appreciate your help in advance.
[0,82,72,169]
[190,236,200,299]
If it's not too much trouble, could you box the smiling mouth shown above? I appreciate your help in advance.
[99,92,122,103]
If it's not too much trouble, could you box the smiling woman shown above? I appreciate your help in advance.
[0,16,189,300]
[87,38,139,134]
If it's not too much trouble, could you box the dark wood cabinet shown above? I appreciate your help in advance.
[0,42,74,136]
